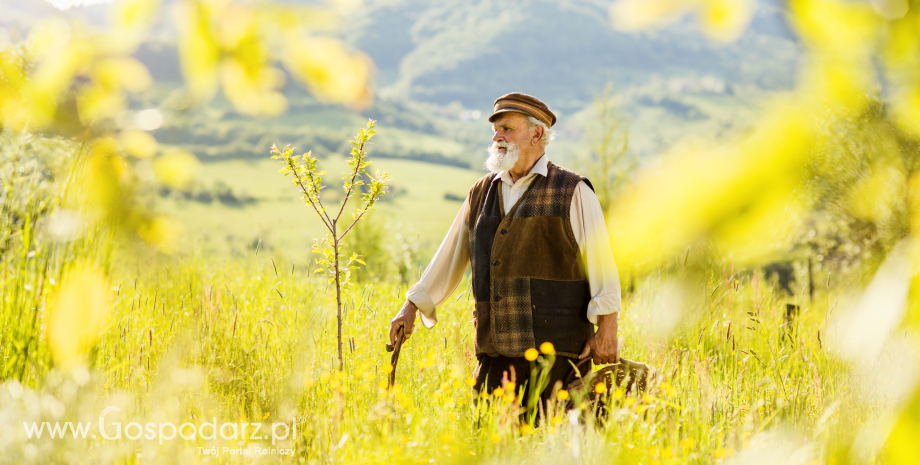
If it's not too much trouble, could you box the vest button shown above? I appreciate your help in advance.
[492,260,500,266]
[500,229,507,235]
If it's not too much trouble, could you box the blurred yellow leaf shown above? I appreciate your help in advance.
[891,84,920,132]
[219,59,287,116]
[82,139,128,214]
[284,35,373,108]
[609,0,696,32]
[610,0,752,42]
[119,129,158,158]
[153,149,200,189]
[175,0,222,102]
[23,42,89,129]
[137,216,182,253]
[846,165,906,224]
[75,57,153,124]
[871,0,908,20]
[886,388,920,465]
[46,262,111,369]
[608,105,813,271]
[115,0,159,30]
[94,57,152,93]
[698,0,753,43]
[908,172,920,236]
[789,0,878,56]
[0,49,31,131]
[882,9,920,132]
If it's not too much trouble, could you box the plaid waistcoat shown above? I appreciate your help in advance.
[467,161,595,358]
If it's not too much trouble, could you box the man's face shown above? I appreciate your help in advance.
[491,112,531,153]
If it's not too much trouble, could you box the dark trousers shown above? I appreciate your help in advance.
[473,354,588,407]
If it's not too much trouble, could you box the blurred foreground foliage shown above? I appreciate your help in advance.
[607,0,920,462]
[0,0,375,371]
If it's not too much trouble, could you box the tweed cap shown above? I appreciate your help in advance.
[488,92,557,127]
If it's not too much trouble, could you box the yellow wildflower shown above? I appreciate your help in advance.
[595,383,607,394]
[520,424,533,435]
[557,390,569,401]
[524,348,539,361]
[540,342,555,354]
[491,434,502,444]
[552,415,563,426]
[613,389,624,400]
[493,387,505,397]
[383,364,394,374]
[681,437,696,450]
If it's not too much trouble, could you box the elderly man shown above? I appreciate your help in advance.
[388,92,622,403]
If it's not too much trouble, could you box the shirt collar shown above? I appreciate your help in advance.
[493,153,549,185]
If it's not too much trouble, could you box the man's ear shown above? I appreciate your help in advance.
[531,126,544,146]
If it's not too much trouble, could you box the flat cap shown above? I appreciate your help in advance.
[488,92,556,127]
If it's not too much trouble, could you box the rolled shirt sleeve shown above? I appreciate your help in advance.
[570,181,622,324]
[406,196,471,328]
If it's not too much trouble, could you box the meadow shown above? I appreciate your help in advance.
[0,128,900,464]
[1,225,879,464]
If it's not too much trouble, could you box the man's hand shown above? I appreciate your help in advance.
[578,312,620,365]
[389,300,418,345]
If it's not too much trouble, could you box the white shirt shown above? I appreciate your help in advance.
[407,153,622,328]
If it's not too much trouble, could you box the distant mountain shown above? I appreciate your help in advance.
[347,0,800,112]
[5,0,799,110]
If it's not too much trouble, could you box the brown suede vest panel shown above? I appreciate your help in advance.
[467,162,595,358]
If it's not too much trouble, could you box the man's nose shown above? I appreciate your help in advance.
[492,132,502,142]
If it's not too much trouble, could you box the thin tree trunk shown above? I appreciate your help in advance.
[334,234,343,372]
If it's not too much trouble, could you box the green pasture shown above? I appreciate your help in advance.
[155,156,485,255]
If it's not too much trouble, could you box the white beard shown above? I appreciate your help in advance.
[485,141,519,172]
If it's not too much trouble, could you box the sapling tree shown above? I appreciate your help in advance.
[270,119,390,370]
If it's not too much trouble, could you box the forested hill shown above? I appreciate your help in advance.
[6,0,800,109]
[347,0,800,112]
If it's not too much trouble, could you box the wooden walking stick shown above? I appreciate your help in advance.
[385,326,406,388]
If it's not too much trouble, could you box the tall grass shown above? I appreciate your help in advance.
[0,132,894,465]
[1,221,882,463]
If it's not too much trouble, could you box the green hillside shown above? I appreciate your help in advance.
[150,155,485,256]
[9,0,798,253]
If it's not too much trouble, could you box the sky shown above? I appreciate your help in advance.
[46,0,113,10]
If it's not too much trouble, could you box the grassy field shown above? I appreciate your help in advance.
[1,237,881,464]
[0,128,903,465]
[153,156,485,256]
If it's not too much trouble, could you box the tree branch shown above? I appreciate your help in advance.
[334,135,367,224]
[286,156,333,232]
